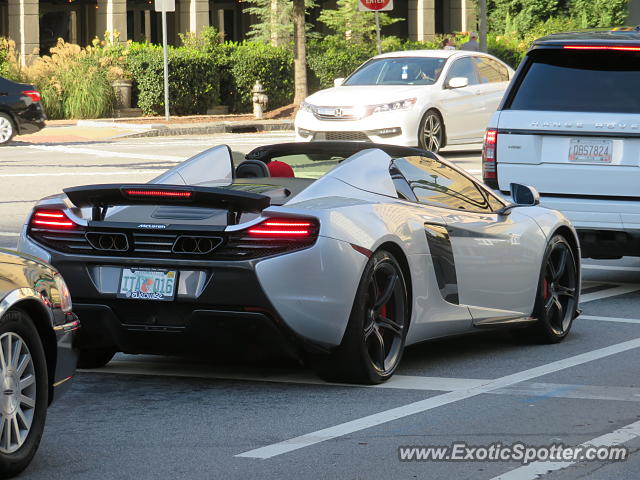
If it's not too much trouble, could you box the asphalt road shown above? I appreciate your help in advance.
[2,133,640,480]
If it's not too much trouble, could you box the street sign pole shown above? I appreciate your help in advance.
[161,6,170,121]
[375,11,381,55]
[358,0,393,54]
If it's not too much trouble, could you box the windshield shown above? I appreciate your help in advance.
[344,57,447,86]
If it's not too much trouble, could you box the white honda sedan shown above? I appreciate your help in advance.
[295,50,514,153]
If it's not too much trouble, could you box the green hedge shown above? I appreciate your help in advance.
[127,44,221,116]
[307,38,374,90]
[219,42,293,113]
[487,35,527,69]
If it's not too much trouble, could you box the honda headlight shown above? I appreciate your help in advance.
[372,98,417,114]
[299,101,315,113]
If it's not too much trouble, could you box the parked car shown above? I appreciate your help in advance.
[484,27,640,259]
[295,50,514,153]
[0,249,78,477]
[18,142,579,385]
[0,77,46,145]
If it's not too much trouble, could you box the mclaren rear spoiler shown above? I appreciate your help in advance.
[63,184,270,224]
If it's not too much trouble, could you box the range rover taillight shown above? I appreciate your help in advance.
[482,128,499,189]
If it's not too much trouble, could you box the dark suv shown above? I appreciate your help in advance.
[0,77,46,145]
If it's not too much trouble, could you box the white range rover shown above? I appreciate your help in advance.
[484,28,640,259]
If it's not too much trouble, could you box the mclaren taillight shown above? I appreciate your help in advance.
[248,219,317,238]
[123,189,192,199]
[30,209,77,229]
[223,217,319,259]
[22,90,41,102]
[482,128,498,189]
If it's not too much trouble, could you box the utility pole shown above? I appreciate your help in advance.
[479,0,488,53]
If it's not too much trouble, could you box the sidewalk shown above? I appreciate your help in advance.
[15,114,295,144]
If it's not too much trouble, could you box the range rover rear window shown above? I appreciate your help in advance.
[506,49,640,113]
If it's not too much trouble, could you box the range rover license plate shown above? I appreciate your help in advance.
[118,268,177,301]
[568,139,612,163]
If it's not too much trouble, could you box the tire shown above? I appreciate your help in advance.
[517,235,579,343]
[0,309,48,479]
[314,250,409,384]
[77,348,116,369]
[0,113,15,146]
[418,109,445,153]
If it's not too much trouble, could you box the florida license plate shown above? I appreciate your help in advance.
[118,268,177,301]
[568,139,612,163]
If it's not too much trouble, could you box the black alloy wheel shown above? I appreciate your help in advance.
[315,250,409,384]
[521,235,578,343]
[77,348,117,369]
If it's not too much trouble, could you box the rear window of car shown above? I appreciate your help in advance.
[506,49,640,113]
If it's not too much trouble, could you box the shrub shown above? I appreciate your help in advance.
[0,39,8,77]
[222,42,293,112]
[7,39,116,119]
[487,35,527,69]
[127,43,221,116]
[307,37,373,89]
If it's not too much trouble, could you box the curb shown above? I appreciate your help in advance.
[78,119,294,139]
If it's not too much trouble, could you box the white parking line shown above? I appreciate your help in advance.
[0,232,18,237]
[84,361,490,392]
[580,284,640,303]
[26,145,184,161]
[580,315,640,325]
[1,170,165,178]
[236,337,640,459]
[583,264,640,272]
[491,418,640,480]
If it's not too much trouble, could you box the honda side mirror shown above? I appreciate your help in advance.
[334,78,345,87]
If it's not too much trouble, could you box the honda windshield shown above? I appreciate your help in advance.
[344,57,447,86]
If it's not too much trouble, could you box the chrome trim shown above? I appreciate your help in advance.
[52,376,73,387]
[53,319,80,332]
[0,288,52,321]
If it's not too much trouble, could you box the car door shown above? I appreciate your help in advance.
[389,161,474,339]
[393,155,545,321]
[438,56,484,142]
[471,56,511,130]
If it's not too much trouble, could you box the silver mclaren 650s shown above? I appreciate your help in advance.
[18,142,580,384]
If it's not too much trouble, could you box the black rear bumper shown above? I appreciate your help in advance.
[73,302,304,359]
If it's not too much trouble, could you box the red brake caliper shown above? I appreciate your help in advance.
[543,278,549,300]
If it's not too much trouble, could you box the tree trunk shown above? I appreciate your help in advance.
[293,0,308,106]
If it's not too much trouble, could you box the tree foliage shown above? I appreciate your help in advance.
[488,0,629,37]
[244,0,316,45]
[318,0,402,45]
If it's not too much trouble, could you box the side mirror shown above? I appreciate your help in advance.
[510,183,540,206]
[334,78,345,87]
[447,77,469,89]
